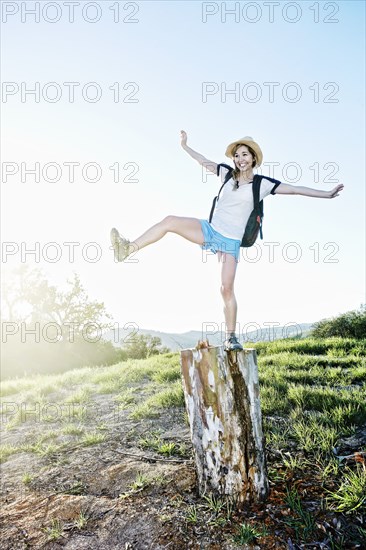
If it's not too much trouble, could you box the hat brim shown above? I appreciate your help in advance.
[225,138,263,166]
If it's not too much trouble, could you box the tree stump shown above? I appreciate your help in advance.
[180,345,268,505]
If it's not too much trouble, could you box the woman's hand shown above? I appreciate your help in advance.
[180,130,188,147]
[327,184,344,198]
[180,132,217,173]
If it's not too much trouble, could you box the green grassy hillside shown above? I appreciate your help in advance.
[1,338,365,548]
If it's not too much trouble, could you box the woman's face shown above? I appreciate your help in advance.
[233,145,255,171]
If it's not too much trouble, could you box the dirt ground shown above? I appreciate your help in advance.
[1,396,248,549]
[1,384,365,549]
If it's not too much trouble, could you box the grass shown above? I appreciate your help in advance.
[129,402,160,420]
[256,339,366,468]
[292,418,340,453]
[66,404,90,422]
[280,451,306,471]
[14,431,64,459]
[0,379,63,399]
[129,472,150,491]
[63,481,86,495]
[61,423,84,436]
[148,381,184,408]
[42,518,64,541]
[156,442,177,456]
[0,379,35,398]
[114,387,137,408]
[129,379,184,419]
[326,463,366,513]
[151,365,181,384]
[74,511,88,529]
[284,487,316,541]
[256,337,366,536]
[322,403,363,429]
[0,443,20,463]
[89,355,181,388]
[248,337,366,357]
[185,504,198,524]
[22,472,34,484]
[232,522,267,544]
[119,472,152,499]
[1,339,365,545]
[64,387,92,403]
[202,494,227,514]
[4,405,37,430]
[81,432,106,446]
[185,495,235,529]
[97,380,127,394]
[22,441,62,457]
[313,453,341,481]
[138,431,187,457]
[260,384,290,415]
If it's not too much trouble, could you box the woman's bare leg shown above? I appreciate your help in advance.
[126,215,205,255]
[217,251,239,335]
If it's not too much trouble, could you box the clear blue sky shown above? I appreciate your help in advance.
[2,1,365,336]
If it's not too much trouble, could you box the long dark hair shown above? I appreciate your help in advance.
[231,143,258,184]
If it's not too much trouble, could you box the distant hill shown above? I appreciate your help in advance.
[103,323,315,352]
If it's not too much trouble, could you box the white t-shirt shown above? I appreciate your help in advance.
[209,166,282,240]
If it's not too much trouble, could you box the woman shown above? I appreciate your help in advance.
[110,131,344,351]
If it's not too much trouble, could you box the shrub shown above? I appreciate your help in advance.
[310,306,366,340]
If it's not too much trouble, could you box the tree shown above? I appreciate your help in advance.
[122,334,170,359]
[310,305,366,340]
[1,267,118,379]
[1,265,44,322]
[1,266,112,341]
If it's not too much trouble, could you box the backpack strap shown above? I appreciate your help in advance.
[216,162,233,178]
[217,163,234,187]
[253,175,264,239]
[252,174,261,210]
[209,164,234,222]
[208,196,219,223]
[252,175,281,239]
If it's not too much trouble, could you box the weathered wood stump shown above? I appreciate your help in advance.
[180,345,268,506]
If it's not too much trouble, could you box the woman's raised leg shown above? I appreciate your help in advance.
[126,215,205,255]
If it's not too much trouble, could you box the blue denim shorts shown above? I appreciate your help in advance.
[199,219,241,261]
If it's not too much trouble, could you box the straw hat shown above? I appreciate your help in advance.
[225,136,263,166]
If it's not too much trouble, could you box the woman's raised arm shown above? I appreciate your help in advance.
[275,182,344,198]
[180,130,218,174]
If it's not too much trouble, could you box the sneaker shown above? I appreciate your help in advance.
[110,227,130,262]
[223,334,243,352]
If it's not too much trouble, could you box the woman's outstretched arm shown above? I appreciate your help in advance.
[180,130,218,174]
[275,182,344,198]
